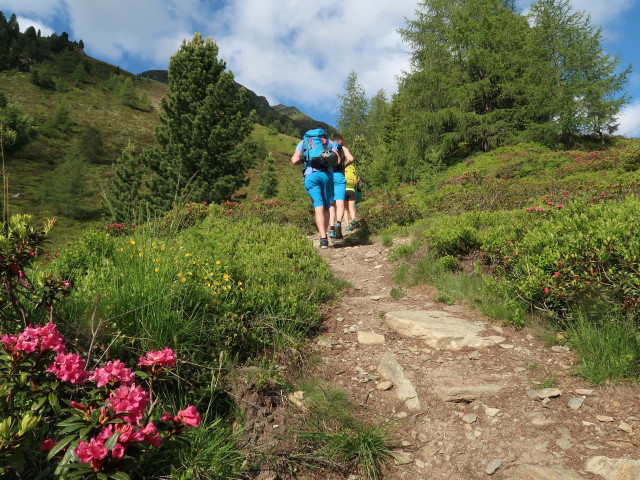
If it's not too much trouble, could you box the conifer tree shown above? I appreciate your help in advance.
[144,33,256,212]
[259,152,278,199]
[42,143,89,220]
[104,142,144,224]
[336,71,368,144]
[0,94,35,154]
[397,0,534,161]
[528,0,630,143]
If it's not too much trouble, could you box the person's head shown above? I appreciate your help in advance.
[331,133,343,145]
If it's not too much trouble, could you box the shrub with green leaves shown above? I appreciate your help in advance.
[482,197,640,317]
[358,190,419,233]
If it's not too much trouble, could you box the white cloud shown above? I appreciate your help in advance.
[2,0,637,134]
[617,100,640,137]
[569,0,634,25]
[0,0,61,17]
[208,0,416,117]
[16,16,54,36]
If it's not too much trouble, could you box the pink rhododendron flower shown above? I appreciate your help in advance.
[138,347,176,368]
[0,333,18,349]
[10,322,66,355]
[39,438,57,451]
[175,405,200,427]
[47,352,86,384]
[75,438,108,471]
[553,272,560,278]
[111,443,125,459]
[543,287,550,295]
[108,385,149,425]
[89,359,135,387]
[141,422,163,446]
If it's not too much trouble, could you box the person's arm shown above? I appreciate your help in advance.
[342,145,355,166]
[291,150,303,165]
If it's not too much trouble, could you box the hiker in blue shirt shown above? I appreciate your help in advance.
[291,129,339,248]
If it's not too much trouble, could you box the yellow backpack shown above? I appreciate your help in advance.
[345,163,357,186]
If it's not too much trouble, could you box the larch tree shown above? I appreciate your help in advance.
[336,71,369,144]
[397,0,536,163]
[144,33,256,213]
[528,0,631,144]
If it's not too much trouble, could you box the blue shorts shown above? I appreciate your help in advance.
[333,172,346,202]
[304,171,333,209]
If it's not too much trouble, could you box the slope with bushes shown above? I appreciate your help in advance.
[357,138,640,383]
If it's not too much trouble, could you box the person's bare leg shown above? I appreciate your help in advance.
[329,203,336,229]
[335,200,345,227]
[315,206,329,238]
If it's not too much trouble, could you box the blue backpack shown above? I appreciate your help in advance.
[303,129,338,170]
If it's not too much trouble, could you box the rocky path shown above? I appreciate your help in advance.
[313,236,640,480]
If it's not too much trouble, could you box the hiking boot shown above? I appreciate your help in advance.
[345,226,351,232]
[350,219,358,229]
[319,238,329,249]
[329,226,335,239]
[335,223,343,239]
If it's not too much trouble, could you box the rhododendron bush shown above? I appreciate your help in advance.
[0,322,199,479]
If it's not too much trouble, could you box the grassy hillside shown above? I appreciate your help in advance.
[0,53,309,246]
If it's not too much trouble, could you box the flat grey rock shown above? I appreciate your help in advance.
[433,384,504,402]
[385,310,505,349]
[505,464,587,480]
[378,351,421,410]
[585,456,640,480]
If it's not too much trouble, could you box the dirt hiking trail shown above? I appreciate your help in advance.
[310,235,639,480]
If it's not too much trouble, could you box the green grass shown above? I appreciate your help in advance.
[532,375,557,389]
[565,313,640,384]
[291,381,395,479]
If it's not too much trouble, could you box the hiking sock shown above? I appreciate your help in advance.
[329,226,335,238]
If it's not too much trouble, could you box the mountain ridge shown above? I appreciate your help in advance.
[139,69,335,137]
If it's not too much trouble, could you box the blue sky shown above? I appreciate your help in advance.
[1,0,639,137]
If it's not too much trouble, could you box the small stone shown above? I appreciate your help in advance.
[485,407,500,417]
[568,397,584,410]
[288,391,306,409]
[462,413,477,424]
[436,357,445,363]
[514,367,527,373]
[575,388,594,396]
[499,344,514,349]
[467,351,480,360]
[375,264,383,269]
[376,381,393,391]
[526,389,538,400]
[357,331,386,345]
[537,388,562,399]
[393,451,414,465]
[541,397,551,406]
[618,421,633,433]
[370,295,382,301]
[395,411,408,419]
[336,317,345,322]
[415,459,426,469]
[485,459,502,475]
[596,415,614,422]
